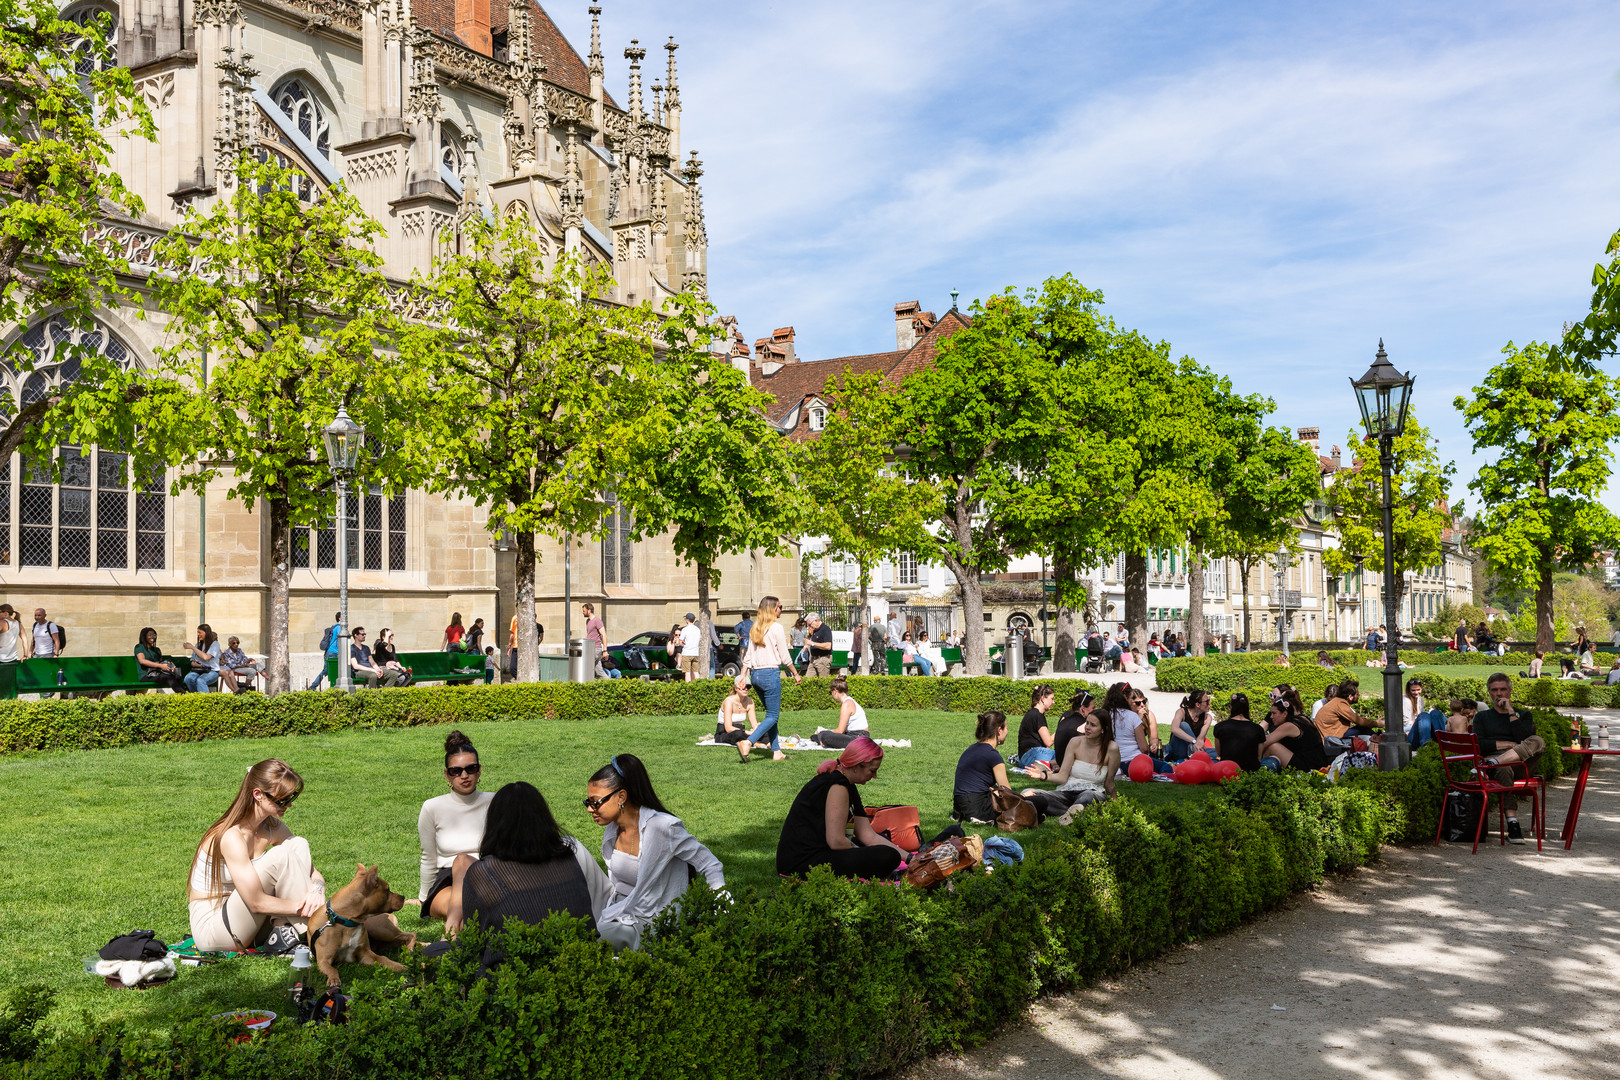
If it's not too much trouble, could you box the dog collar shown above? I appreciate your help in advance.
[325,900,362,929]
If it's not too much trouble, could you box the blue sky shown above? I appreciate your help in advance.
[555,1,1620,509]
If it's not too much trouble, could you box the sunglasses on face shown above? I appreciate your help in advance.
[583,791,622,812]
[446,764,481,778]
[258,789,298,811]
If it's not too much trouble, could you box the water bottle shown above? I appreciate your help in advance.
[288,945,314,1020]
[56,667,65,687]
[1600,721,1610,751]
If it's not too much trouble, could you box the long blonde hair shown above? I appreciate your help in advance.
[750,596,782,647]
[189,759,304,900]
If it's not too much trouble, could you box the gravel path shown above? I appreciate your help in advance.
[904,758,1620,1080]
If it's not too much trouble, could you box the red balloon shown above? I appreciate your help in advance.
[1192,750,1213,764]
[1215,759,1241,781]
[1181,759,1211,785]
[1127,754,1155,783]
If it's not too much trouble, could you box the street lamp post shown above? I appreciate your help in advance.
[1274,540,1290,658]
[1350,340,1414,771]
[322,406,365,693]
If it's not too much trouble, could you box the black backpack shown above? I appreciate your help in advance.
[625,648,650,671]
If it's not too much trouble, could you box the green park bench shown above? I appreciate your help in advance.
[883,646,966,676]
[602,643,684,680]
[326,650,483,687]
[0,654,197,699]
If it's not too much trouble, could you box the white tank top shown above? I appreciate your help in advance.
[846,701,868,732]
[189,843,236,896]
[0,619,17,663]
[1057,758,1111,795]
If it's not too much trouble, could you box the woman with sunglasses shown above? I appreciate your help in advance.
[412,730,493,938]
[585,754,724,951]
[188,759,325,952]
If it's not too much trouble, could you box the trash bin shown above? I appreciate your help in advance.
[1004,633,1025,681]
[569,638,596,683]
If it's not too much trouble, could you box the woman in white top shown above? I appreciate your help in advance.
[585,754,724,951]
[714,681,757,758]
[0,603,19,665]
[1401,678,1426,733]
[409,729,493,938]
[183,623,222,693]
[916,632,946,677]
[188,759,326,952]
[1021,708,1119,825]
[737,595,801,763]
[812,676,869,748]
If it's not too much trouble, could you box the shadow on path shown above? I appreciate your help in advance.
[904,761,1620,1080]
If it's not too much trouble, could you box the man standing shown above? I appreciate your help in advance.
[307,612,342,690]
[31,608,62,661]
[805,613,834,678]
[868,615,888,674]
[678,613,702,682]
[887,612,904,656]
[1365,625,1379,652]
[1475,673,1543,844]
[583,603,606,656]
[349,627,406,688]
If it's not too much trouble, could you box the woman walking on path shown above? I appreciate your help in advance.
[737,596,800,763]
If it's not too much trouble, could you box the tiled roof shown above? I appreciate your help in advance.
[415,0,615,105]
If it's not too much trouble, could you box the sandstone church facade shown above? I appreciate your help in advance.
[4,0,797,669]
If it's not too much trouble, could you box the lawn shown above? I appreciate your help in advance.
[1349,663,1528,696]
[0,709,1210,1034]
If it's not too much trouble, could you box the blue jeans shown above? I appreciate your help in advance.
[1016,747,1056,768]
[746,668,783,752]
[912,655,933,676]
[1260,756,1282,772]
[185,669,219,693]
[1407,708,1447,749]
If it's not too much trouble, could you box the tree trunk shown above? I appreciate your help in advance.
[1052,556,1077,672]
[1240,556,1253,650]
[267,496,291,694]
[516,529,538,683]
[856,570,870,675]
[957,567,988,676]
[697,561,713,676]
[1535,553,1555,653]
[1124,551,1148,650]
[1186,549,1205,656]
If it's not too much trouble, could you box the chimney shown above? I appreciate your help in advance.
[1330,445,1341,468]
[770,327,796,363]
[1297,426,1320,451]
[895,301,921,350]
[456,0,492,55]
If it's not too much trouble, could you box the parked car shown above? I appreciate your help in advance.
[606,629,744,679]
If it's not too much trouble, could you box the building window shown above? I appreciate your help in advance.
[290,488,404,572]
[63,3,118,75]
[897,550,918,586]
[808,405,826,432]
[602,493,633,585]
[441,127,464,175]
[272,79,331,160]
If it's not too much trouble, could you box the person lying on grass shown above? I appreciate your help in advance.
[777,735,908,879]
[406,729,492,939]
[953,711,1011,824]
[585,754,725,951]
[188,759,325,953]
[810,677,870,749]
[1020,708,1118,826]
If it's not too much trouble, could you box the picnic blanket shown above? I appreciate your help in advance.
[696,734,912,750]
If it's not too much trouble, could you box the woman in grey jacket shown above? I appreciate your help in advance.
[584,754,725,951]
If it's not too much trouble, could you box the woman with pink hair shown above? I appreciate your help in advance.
[775,736,908,879]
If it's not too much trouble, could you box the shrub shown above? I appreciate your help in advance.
[11,771,1397,1080]
[1154,654,1351,700]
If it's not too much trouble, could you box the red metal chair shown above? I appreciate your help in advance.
[1432,731,1543,853]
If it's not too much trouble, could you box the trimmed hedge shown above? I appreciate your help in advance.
[1154,653,1354,708]
[0,677,1052,756]
[7,769,1398,1080]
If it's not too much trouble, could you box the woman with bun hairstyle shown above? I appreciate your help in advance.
[412,730,493,937]
[810,677,870,748]
[188,759,325,952]
[952,711,1010,823]
[584,753,725,951]
[776,735,907,878]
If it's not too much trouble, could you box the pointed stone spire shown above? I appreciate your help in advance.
[508,0,530,62]
[560,124,585,231]
[625,40,645,122]
[651,82,664,125]
[682,149,707,250]
[650,156,667,235]
[663,37,679,112]
[587,4,603,80]
[214,45,258,189]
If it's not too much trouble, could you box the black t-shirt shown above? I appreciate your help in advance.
[1017,708,1051,756]
[465,625,484,651]
[1214,718,1266,772]
[809,624,833,653]
[1052,710,1086,764]
[954,741,1004,795]
[777,771,867,875]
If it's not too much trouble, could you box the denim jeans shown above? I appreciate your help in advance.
[912,655,933,676]
[1260,756,1282,772]
[1407,708,1448,749]
[1016,746,1056,768]
[746,667,783,752]
[185,669,219,693]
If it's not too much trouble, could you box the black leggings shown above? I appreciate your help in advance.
[952,790,996,824]
[812,730,861,749]
[141,672,187,693]
[800,845,903,879]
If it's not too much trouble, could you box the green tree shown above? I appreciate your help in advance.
[620,301,798,677]
[0,0,154,455]
[140,157,423,692]
[1456,340,1620,651]
[896,289,1058,676]
[1322,414,1457,637]
[798,370,936,673]
[406,214,664,682]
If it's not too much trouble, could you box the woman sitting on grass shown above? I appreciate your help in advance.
[715,680,757,754]
[953,711,1011,823]
[1257,698,1330,773]
[777,735,908,879]
[585,754,725,951]
[811,677,870,748]
[411,730,493,938]
[1021,708,1118,825]
[1166,689,1215,763]
[1214,693,1268,772]
[188,759,325,953]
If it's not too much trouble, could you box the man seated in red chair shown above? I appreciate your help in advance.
[1474,672,1544,845]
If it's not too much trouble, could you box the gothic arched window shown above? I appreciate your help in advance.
[62,2,118,75]
[3,316,165,571]
[272,78,331,160]
[441,126,464,174]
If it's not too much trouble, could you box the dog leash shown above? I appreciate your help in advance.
[308,899,362,946]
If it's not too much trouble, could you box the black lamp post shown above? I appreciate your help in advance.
[1350,340,1414,771]
[322,406,365,693]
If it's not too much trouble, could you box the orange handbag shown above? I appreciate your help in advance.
[866,805,923,852]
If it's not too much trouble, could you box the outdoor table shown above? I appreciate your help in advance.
[1558,746,1620,850]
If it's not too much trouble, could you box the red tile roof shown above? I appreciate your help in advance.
[416,0,614,105]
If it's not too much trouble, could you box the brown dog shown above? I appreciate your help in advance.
[308,863,418,987]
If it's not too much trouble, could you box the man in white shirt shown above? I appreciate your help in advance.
[678,613,702,682]
[887,614,904,653]
[31,608,61,659]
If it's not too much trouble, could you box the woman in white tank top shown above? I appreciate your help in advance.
[0,604,19,664]
[811,676,870,749]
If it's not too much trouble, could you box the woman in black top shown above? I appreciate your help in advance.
[776,736,907,878]
[1166,690,1214,763]
[1213,693,1267,772]
[134,627,186,692]
[1257,699,1330,772]
[953,711,1011,823]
